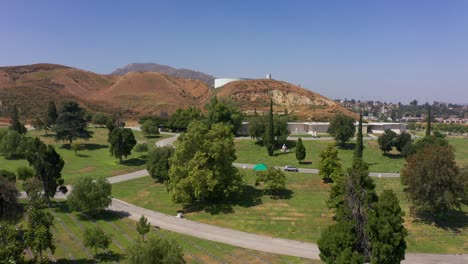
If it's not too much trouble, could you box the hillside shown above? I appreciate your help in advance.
[111,63,215,87]
[0,63,356,121]
[215,79,357,121]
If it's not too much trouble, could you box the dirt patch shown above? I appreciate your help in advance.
[271,217,299,221]
[79,166,96,173]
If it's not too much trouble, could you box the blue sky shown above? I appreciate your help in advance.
[1,0,467,103]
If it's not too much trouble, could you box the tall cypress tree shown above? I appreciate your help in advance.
[354,110,364,158]
[425,104,431,136]
[46,101,58,128]
[9,105,27,134]
[265,98,275,156]
[295,137,306,163]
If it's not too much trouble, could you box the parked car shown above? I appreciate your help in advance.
[284,165,299,172]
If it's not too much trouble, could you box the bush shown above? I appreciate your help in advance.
[126,236,185,264]
[255,167,287,195]
[16,166,34,181]
[135,143,149,153]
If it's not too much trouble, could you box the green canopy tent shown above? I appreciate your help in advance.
[253,163,267,171]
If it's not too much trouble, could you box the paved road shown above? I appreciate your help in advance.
[236,136,375,141]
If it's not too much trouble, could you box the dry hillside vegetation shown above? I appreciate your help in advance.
[0,63,356,121]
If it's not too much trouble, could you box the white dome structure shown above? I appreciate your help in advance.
[214,78,251,88]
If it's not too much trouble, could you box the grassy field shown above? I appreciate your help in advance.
[38,201,314,263]
[112,172,468,254]
[0,128,170,185]
[234,137,468,173]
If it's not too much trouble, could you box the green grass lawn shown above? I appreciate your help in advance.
[234,137,468,173]
[39,201,314,263]
[0,128,171,185]
[112,172,467,254]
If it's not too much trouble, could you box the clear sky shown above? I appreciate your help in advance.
[1,0,467,103]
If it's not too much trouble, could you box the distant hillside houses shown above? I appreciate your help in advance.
[238,122,407,136]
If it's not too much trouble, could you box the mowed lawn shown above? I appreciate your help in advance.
[112,172,468,254]
[41,201,314,263]
[0,128,171,185]
[234,137,468,173]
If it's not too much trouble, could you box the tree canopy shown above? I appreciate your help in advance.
[136,215,151,241]
[54,111,92,144]
[168,107,204,131]
[168,121,243,204]
[9,105,27,135]
[0,176,19,220]
[377,129,397,154]
[295,137,306,163]
[205,96,243,134]
[254,167,287,195]
[83,227,111,257]
[146,146,175,182]
[67,177,112,214]
[141,119,160,136]
[354,112,364,158]
[126,236,185,264]
[108,128,137,163]
[318,144,342,183]
[328,113,356,146]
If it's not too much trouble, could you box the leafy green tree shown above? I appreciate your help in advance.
[108,128,137,163]
[83,227,111,257]
[295,138,306,163]
[255,167,287,195]
[25,201,55,261]
[394,132,412,153]
[146,146,175,182]
[67,177,112,214]
[403,135,448,159]
[401,145,466,219]
[136,215,151,241]
[318,144,342,183]
[168,121,243,204]
[26,138,65,205]
[368,190,407,264]
[377,129,397,155]
[354,111,364,158]
[328,113,355,146]
[0,176,19,220]
[0,130,23,159]
[0,222,25,263]
[16,166,34,181]
[46,101,58,128]
[54,112,93,144]
[248,114,289,148]
[248,115,266,140]
[135,143,149,153]
[91,113,109,127]
[142,119,160,137]
[9,105,27,135]
[126,236,185,264]
[168,107,204,131]
[205,96,243,134]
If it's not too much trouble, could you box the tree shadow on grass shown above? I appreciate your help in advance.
[183,185,264,215]
[53,201,129,222]
[145,135,163,139]
[121,158,146,166]
[337,143,356,150]
[413,209,468,233]
[95,251,124,262]
[56,259,95,264]
[268,189,294,200]
[76,153,90,158]
[299,161,312,165]
[383,153,403,159]
[60,143,107,151]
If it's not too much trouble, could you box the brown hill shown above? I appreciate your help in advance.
[215,79,357,121]
[0,63,355,121]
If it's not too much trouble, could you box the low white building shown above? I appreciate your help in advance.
[214,78,251,88]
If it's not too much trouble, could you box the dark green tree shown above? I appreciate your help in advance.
[134,143,149,153]
[108,128,137,163]
[295,138,306,163]
[32,117,49,135]
[91,113,109,127]
[0,170,16,182]
[205,96,243,134]
[0,223,25,263]
[26,138,65,205]
[401,145,466,219]
[0,176,19,220]
[394,132,412,153]
[328,113,355,146]
[146,146,175,182]
[9,105,27,135]
[265,98,275,156]
[249,114,289,148]
[168,121,243,204]
[425,104,431,136]
[54,112,92,144]
[136,215,151,241]
[0,130,23,159]
[46,101,58,128]
[141,120,160,137]
[126,236,185,264]
[67,177,112,214]
[83,227,111,258]
[16,166,34,181]
[377,129,397,155]
[354,111,364,158]
[255,167,287,195]
[368,190,407,264]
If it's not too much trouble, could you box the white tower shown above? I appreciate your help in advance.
[266,73,272,79]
